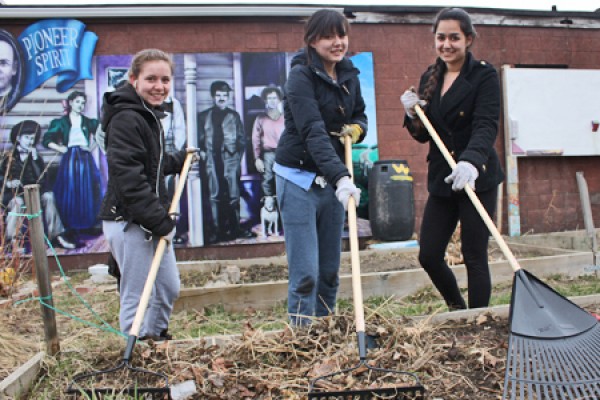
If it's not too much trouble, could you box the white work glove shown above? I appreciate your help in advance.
[255,158,265,173]
[163,227,176,244]
[6,179,21,189]
[444,161,479,191]
[335,176,361,211]
[400,90,427,119]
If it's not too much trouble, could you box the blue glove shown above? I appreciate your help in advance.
[444,161,478,191]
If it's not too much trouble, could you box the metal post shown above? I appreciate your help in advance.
[23,184,60,355]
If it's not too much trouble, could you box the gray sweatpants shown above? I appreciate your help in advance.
[103,220,180,337]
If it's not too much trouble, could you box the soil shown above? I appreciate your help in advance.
[179,243,551,288]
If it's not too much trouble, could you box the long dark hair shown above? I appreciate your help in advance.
[421,8,477,103]
[303,9,349,64]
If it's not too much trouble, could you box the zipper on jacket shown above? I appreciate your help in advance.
[140,100,164,197]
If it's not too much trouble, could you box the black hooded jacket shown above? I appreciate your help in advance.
[98,83,186,237]
[275,48,367,186]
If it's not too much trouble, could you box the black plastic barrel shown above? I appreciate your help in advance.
[368,160,415,241]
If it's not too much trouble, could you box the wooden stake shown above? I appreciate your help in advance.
[24,184,60,356]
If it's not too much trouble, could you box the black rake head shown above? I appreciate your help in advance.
[503,269,600,400]
[308,360,425,400]
[66,361,171,399]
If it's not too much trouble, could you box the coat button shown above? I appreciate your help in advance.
[459,111,465,117]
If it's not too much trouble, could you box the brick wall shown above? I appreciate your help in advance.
[4,15,600,235]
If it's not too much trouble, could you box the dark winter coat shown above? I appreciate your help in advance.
[0,149,47,206]
[98,83,186,237]
[405,52,504,197]
[275,48,367,186]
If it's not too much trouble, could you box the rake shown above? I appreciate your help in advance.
[415,104,600,400]
[66,150,195,399]
[307,135,425,400]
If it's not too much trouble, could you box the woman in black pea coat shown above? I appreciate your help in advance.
[401,8,504,310]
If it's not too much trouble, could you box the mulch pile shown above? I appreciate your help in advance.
[58,311,510,400]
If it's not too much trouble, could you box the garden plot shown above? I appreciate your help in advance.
[174,242,592,313]
[1,240,598,399]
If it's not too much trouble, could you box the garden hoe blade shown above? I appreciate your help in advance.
[66,151,195,399]
[307,136,425,400]
[503,269,600,400]
[413,105,600,400]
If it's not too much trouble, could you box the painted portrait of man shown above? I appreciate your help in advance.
[0,29,24,113]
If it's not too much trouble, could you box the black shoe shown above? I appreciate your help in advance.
[139,329,172,342]
[236,228,256,239]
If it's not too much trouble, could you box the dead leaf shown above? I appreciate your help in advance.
[309,359,338,378]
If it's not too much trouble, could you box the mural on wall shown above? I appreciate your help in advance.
[0,19,378,256]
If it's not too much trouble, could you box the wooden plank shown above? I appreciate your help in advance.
[174,251,592,313]
[0,351,44,399]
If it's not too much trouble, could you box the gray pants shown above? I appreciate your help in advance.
[103,221,180,337]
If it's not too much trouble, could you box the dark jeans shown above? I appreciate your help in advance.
[418,187,498,309]
[276,174,345,326]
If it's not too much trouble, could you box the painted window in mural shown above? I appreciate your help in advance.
[0,20,378,256]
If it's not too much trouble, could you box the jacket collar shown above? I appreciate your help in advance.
[436,52,476,116]
[301,47,359,85]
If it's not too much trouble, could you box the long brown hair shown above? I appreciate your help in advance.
[421,8,477,103]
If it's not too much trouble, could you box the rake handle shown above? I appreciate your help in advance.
[344,136,366,334]
[414,105,521,272]
[128,151,195,339]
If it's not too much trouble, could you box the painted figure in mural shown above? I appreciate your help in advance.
[100,48,189,340]
[274,9,367,326]
[401,8,504,310]
[252,85,284,198]
[0,31,22,113]
[162,95,189,246]
[197,80,253,244]
[43,91,103,239]
[0,120,75,251]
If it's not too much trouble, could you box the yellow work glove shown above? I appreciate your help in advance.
[331,124,363,144]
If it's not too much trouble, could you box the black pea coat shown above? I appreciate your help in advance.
[405,52,504,197]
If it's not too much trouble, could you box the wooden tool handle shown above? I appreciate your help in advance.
[414,105,521,272]
[130,151,195,337]
[344,136,366,332]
